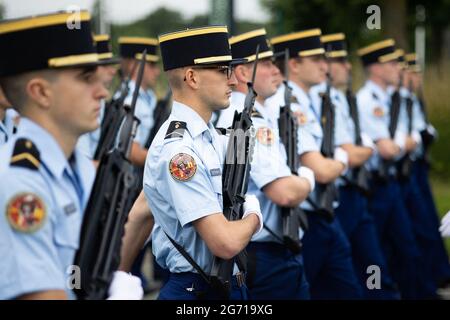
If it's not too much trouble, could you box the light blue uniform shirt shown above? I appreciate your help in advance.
[243,92,296,243]
[0,109,17,145]
[310,82,354,147]
[399,87,425,159]
[287,81,330,211]
[357,80,406,171]
[76,100,105,159]
[124,80,157,148]
[144,101,227,274]
[0,118,95,299]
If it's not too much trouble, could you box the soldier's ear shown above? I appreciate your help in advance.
[288,58,299,75]
[234,65,248,83]
[26,77,52,110]
[183,68,200,90]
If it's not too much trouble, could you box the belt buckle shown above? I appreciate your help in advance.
[235,271,245,287]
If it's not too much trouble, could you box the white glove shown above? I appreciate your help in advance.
[439,211,450,238]
[298,166,315,192]
[361,132,376,150]
[412,131,422,145]
[242,194,263,236]
[427,124,438,139]
[334,147,349,173]
[107,271,144,300]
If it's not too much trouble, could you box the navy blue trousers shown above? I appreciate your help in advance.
[412,159,450,285]
[335,185,400,299]
[368,176,433,299]
[246,242,310,300]
[158,272,248,300]
[302,213,363,299]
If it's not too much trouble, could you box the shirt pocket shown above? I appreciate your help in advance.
[53,203,81,250]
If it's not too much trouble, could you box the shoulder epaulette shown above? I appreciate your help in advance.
[251,108,263,119]
[290,95,299,104]
[165,121,187,140]
[215,127,231,136]
[10,138,40,171]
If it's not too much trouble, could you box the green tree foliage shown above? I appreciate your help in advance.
[0,1,5,20]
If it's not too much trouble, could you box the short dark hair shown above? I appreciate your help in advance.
[0,69,58,112]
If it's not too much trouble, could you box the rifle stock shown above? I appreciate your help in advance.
[277,49,306,253]
[344,76,371,195]
[398,80,414,181]
[377,76,402,182]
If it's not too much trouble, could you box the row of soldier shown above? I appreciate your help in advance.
[0,10,449,300]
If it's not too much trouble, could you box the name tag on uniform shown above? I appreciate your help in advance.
[210,168,221,176]
[64,203,77,215]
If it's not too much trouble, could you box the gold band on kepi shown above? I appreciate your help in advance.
[270,28,325,59]
[405,52,421,72]
[229,28,273,63]
[94,34,120,65]
[119,36,159,62]
[321,33,348,59]
[158,26,246,71]
[358,39,399,66]
[0,11,100,77]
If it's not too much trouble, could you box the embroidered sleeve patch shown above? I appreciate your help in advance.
[6,193,47,233]
[294,111,308,125]
[169,153,197,181]
[373,106,385,117]
[256,127,274,146]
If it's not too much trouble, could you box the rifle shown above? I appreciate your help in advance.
[93,62,138,161]
[417,86,435,160]
[310,55,337,221]
[277,49,308,253]
[343,74,371,195]
[397,80,414,181]
[377,74,403,182]
[73,50,147,300]
[209,46,259,299]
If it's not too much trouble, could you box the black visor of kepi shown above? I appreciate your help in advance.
[158,26,246,71]
[0,11,102,77]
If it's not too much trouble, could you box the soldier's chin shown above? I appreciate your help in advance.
[217,100,231,110]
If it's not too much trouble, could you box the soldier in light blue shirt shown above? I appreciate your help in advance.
[142,26,263,300]
[218,29,314,300]
[0,11,137,300]
[314,33,399,299]
[356,39,435,299]
[118,37,161,167]
[77,34,119,160]
[271,29,363,299]
[397,53,450,294]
